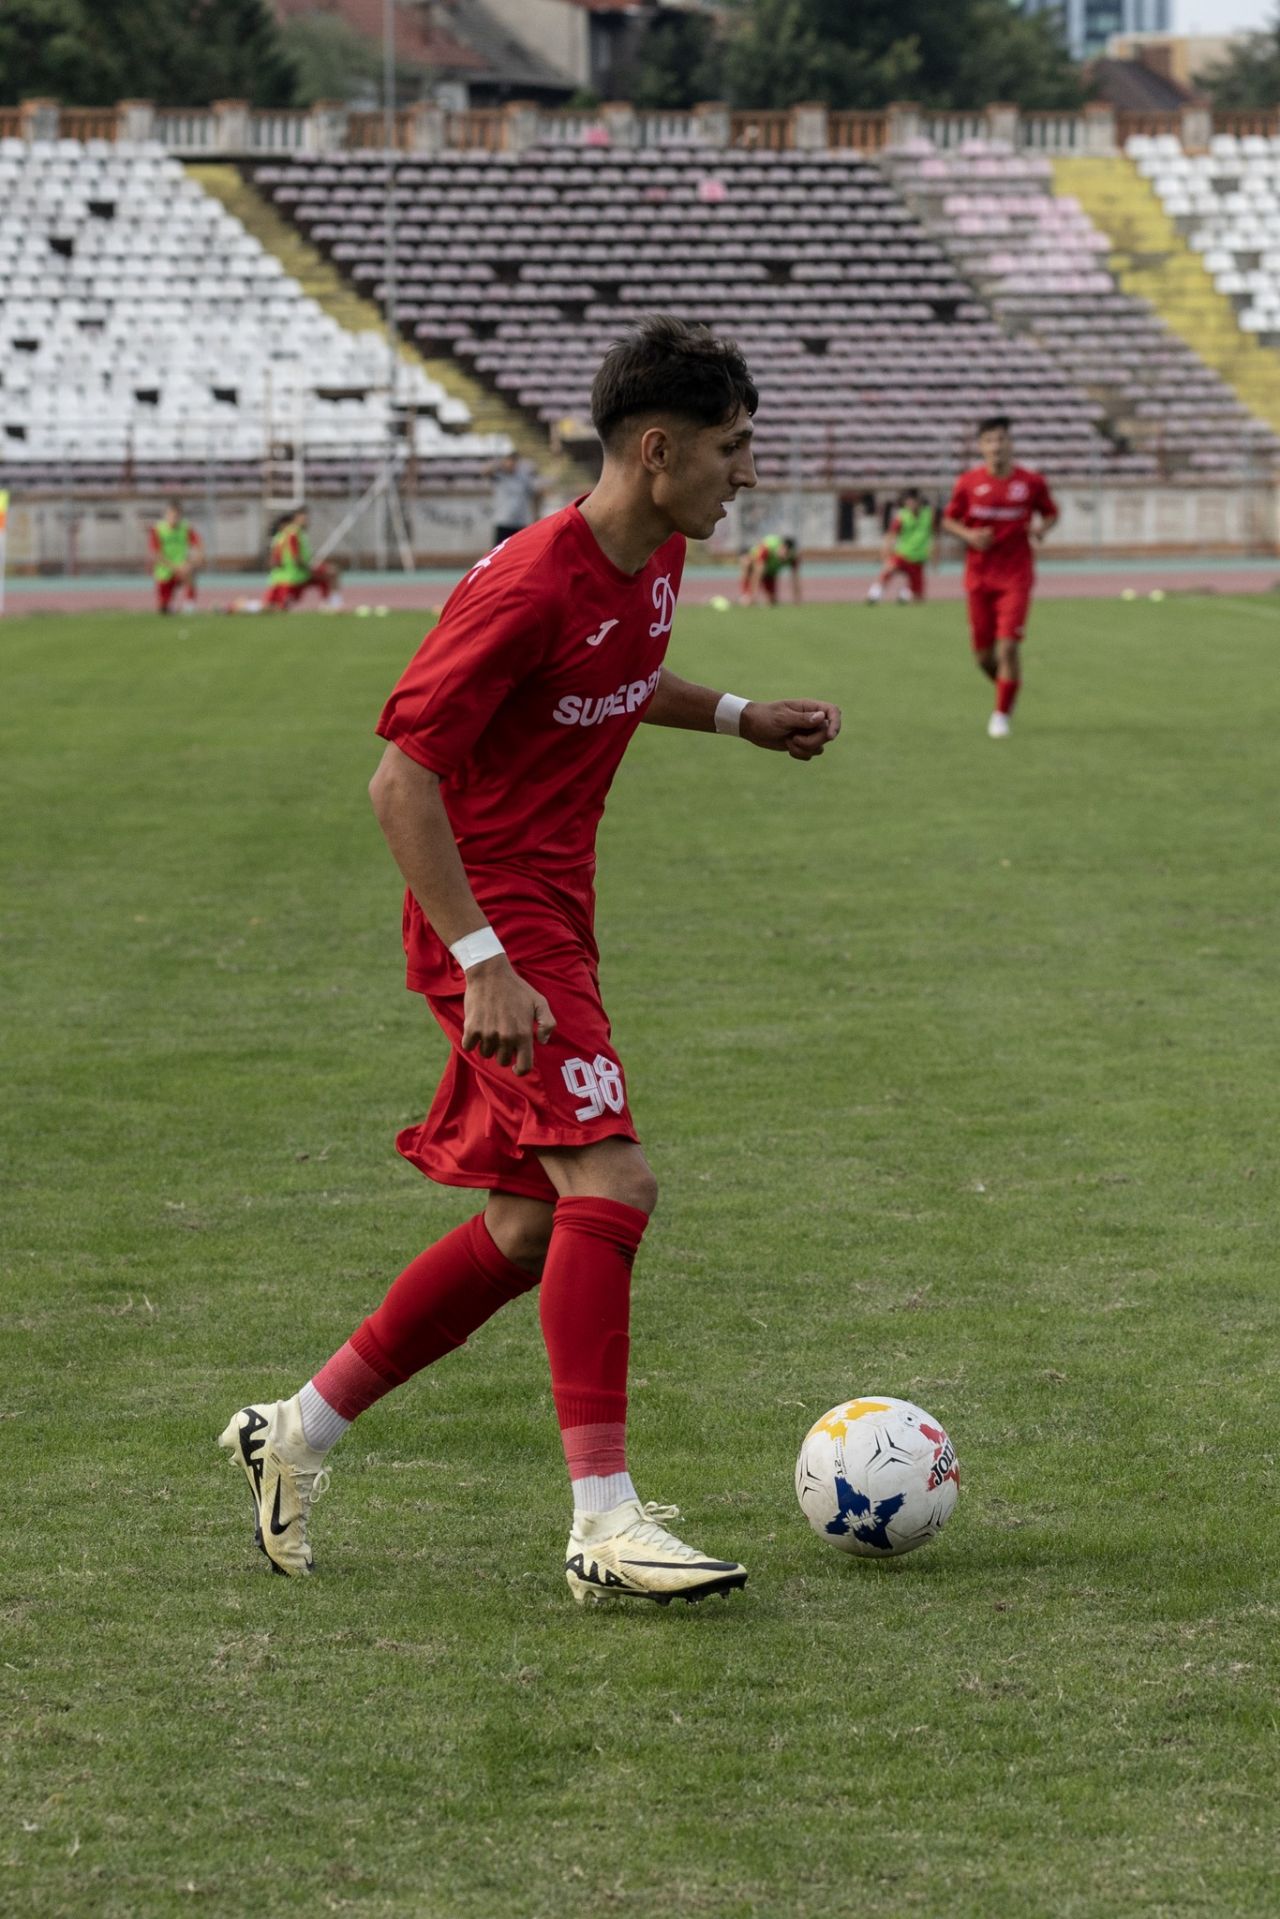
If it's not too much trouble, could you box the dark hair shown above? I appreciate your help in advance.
[591,314,758,446]
[978,415,1011,436]
[167,498,182,511]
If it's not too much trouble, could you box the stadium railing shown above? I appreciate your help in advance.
[5,98,1279,161]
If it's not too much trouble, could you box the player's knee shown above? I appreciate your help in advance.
[614,1156,659,1217]
[543,1139,659,1215]
[484,1193,554,1274]
[593,1141,658,1215]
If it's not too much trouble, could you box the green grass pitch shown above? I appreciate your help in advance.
[2,595,1277,1917]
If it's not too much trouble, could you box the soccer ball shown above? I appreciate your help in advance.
[709,594,731,612]
[795,1396,960,1558]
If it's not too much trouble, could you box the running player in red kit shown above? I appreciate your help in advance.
[219,317,842,1606]
[943,416,1058,738]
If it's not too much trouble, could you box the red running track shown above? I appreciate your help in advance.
[4,562,1277,616]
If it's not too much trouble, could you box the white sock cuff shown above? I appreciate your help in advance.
[571,1471,637,1517]
[298,1380,351,1453]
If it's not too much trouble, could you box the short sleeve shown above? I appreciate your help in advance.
[376,565,549,778]
[945,478,968,523]
[1034,475,1058,519]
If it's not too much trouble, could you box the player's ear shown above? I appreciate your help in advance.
[638,422,671,474]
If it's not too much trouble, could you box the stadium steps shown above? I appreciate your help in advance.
[184,163,549,460]
[1051,155,1280,437]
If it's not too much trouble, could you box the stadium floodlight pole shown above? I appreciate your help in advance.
[381,0,406,570]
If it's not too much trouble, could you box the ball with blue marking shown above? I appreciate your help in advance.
[795,1396,960,1558]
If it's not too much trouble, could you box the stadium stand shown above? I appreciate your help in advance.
[0,137,509,491]
[887,140,1280,479]
[253,143,1129,484]
[1133,132,1280,345]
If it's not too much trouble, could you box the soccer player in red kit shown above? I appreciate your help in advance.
[943,416,1058,738]
[219,317,842,1606]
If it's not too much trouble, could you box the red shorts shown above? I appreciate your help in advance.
[741,560,780,602]
[395,869,638,1203]
[889,558,925,599]
[264,568,333,611]
[967,576,1031,650]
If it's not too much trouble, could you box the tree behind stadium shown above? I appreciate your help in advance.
[721,0,1084,111]
[1196,7,1280,110]
[0,0,299,107]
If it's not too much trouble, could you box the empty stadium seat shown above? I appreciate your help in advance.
[252,143,1132,484]
[1133,133,1280,345]
[890,141,1279,475]
[0,140,511,484]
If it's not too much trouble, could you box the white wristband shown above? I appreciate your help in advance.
[714,692,750,736]
[449,925,505,972]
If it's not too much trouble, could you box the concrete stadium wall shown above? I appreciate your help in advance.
[727,482,1280,558]
[3,482,1277,575]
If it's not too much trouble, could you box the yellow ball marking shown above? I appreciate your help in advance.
[808,1398,892,1441]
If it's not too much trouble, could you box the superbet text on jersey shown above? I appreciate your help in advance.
[945,465,1057,585]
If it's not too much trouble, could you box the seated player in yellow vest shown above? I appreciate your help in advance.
[866,488,934,604]
[739,532,800,606]
[263,506,343,612]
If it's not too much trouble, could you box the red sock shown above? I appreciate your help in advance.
[539,1196,648,1481]
[310,1214,537,1419]
[996,676,1020,715]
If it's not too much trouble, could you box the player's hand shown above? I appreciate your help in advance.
[741,700,842,761]
[460,955,556,1076]
[967,528,994,552]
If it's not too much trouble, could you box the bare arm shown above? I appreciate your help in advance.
[1031,511,1058,545]
[790,558,802,605]
[942,515,992,552]
[368,743,554,1074]
[643,668,840,760]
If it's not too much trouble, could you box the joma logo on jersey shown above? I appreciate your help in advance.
[553,670,661,727]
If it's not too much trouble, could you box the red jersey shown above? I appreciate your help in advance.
[945,465,1056,585]
[377,502,685,979]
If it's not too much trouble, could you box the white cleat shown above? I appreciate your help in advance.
[896,586,913,604]
[987,711,1011,739]
[865,583,883,604]
[565,1499,748,1607]
[218,1398,331,1577]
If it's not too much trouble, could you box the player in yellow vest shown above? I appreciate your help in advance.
[867,488,934,604]
[262,506,341,612]
[739,533,800,606]
[148,500,203,614]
